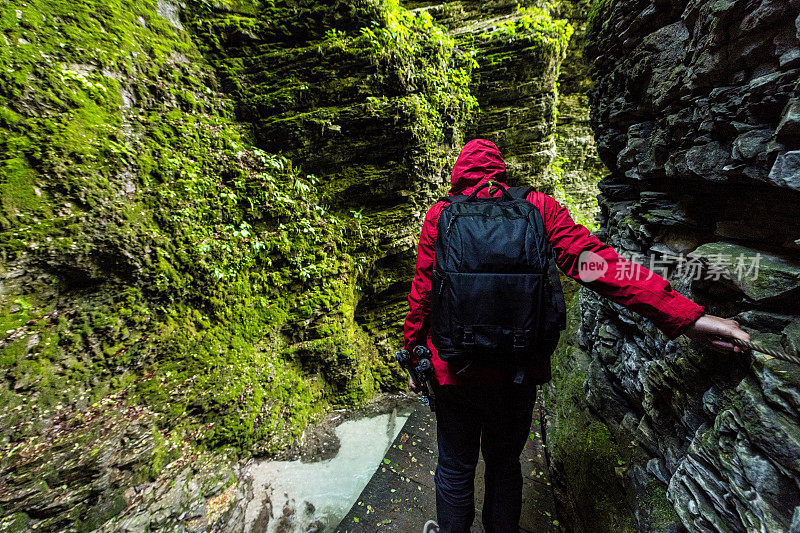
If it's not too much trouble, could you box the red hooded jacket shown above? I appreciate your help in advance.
[403,139,705,386]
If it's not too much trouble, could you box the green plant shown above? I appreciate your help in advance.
[359,0,479,118]
[480,4,574,58]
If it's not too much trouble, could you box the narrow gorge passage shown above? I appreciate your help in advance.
[1,0,799,532]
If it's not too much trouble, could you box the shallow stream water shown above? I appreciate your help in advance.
[243,407,412,532]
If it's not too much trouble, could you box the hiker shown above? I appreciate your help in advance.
[403,139,751,533]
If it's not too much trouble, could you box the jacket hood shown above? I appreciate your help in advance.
[449,139,507,195]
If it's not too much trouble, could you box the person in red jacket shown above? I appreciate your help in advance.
[405,139,751,533]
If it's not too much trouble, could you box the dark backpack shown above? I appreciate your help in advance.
[430,182,566,368]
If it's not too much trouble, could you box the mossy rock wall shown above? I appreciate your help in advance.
[189,0,480,355]
[1,0,399,527]
[408,0,574,190]
[543,288,638,533]
[191,0,574,350]
[550,0,604,230]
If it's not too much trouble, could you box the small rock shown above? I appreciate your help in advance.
[732,129,772,161]
[768,151,800,191]
[685,142,727,179]
[790,505,800,533]
[776,101,800,146]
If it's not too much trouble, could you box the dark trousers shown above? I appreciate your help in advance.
[433,383,537,533]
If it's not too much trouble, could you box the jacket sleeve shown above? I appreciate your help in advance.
[534,193,705,339]
[404,202,444,351]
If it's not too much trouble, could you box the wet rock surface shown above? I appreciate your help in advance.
[274,393,416,463]
[557,0,800,531]
[231,395,415,533]
[0,381,239,533]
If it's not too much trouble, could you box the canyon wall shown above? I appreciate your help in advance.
[547,0,800,531]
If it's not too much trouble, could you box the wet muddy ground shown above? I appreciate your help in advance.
[337,392,559,532]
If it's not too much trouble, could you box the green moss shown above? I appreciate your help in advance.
[545,297,635,532]
[74,489,127,533]
[551,154,600,231]
[0,0,403,468]
[0,512,30,533]
[191,0,478,202]
[585,0,615,46]
[641,479,680,531]
[358,0,479,115]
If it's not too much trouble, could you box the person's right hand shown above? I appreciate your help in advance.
[683,314,751,353]
[409,377,422,393]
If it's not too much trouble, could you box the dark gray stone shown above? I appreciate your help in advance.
[796,12,800,41]
[575,0,800,530]
[732,129,772,161]
[685,141,727,178]
[768,150,800,191]
[776,101,800,146]
[690,241,800,303]
[790,505,800,533]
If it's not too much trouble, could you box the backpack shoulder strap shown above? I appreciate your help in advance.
[507,186,535,201]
